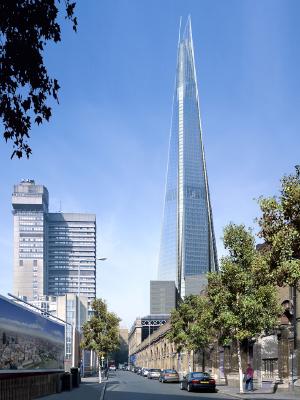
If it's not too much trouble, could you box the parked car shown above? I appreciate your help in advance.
[147,368,161,379]
[180,372,216,392]
[109,365,116,371]
[137,367,142,375]
[142,368,150,377]
[159,369,179,383]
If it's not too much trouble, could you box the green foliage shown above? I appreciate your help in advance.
[81,298,121,358]
[208,223,280,345]
[0,1,77,158]
[167,295,214,353]
[257,167,300,287]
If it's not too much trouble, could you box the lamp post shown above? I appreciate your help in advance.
[78,258,107,373]
[96,257,107,383]
[75,259,84,369]
[77,260,82,332]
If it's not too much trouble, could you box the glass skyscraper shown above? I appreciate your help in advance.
[158,17,218,297]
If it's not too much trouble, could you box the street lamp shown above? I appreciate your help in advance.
[77,257,107,379]
[77,259,89,331]
[96,257,107,383]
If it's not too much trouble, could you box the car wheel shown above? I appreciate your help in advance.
[187,384,192,392]
[180,382,184,390]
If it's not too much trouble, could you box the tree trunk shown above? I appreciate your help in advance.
[295,286,300,384]
[202,349,205,372]
[237,339,244,393]
[178,352,181,379]
[188,351,192,372]
[98,357,102,383]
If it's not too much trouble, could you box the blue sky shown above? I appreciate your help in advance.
[1,0,300,327]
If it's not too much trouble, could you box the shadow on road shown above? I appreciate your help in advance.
[105,385,279,400]
[105,385,223,399]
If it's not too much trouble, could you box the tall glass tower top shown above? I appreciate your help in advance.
[158,17,218,297]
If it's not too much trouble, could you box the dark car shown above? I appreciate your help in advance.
[180,372,216,392]
[159,369,179,383]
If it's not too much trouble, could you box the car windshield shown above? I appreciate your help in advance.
[191,372,210,378]
[165,369,177,373]
[152,369,161,372]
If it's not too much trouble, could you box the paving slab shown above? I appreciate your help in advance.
[40,376,106,400]
[217,384,300,400]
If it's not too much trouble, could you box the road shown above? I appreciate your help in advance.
[105,370,234,400]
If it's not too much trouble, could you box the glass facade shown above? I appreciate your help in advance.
[158,18,218,297]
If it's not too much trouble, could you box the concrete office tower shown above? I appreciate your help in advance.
[150,281,178,314]
[47,213,96,307]
[12,181,97,308]
[158,17,218,297]
[12,180,49,300]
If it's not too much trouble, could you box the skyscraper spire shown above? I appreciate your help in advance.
[158,17,218,297]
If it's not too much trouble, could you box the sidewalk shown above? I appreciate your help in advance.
[217,384,300,400]
[40,376,107,400]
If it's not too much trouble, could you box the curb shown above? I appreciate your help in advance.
[217,390,245,400]
[217,389,273,400]
[217,389,300,400]
[99,381,107,400]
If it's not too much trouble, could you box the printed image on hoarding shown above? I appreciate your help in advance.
[0,296,64,370]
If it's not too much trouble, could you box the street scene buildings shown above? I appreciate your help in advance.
[0,3,300,400]
[11,180,97,371]
[127,16,300,393]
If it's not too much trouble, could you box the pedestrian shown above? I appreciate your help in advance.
[245,363,254,391]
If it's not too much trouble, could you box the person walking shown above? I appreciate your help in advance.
[245,363,254,391]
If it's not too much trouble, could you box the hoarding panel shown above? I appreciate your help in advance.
[0,296,64,370]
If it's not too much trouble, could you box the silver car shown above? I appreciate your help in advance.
[147,369,161,379]
[143,368,149,377]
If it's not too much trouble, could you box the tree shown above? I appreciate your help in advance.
[208,223,280,393]
[257,166,300,287]
[81,298,120,382]
[257,166,300,381]
[0,0,77,158]
[167,295,214,372]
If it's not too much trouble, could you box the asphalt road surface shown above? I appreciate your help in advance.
[105,370,234,400]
